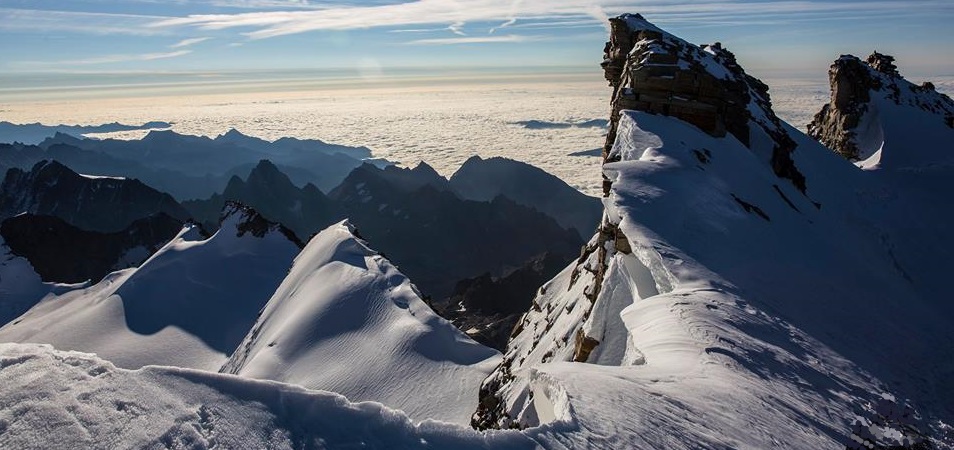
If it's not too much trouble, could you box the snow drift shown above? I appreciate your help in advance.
[0,343,535,450]
[223,220,501,425]
[0,203,302,371]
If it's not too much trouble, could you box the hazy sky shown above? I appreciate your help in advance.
[1,0,952,83]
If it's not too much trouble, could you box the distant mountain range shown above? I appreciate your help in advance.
[0,139,600,351]
[0,127,379,200]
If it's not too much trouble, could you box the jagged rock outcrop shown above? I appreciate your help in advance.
[600,13,805,193]
[0,212,184,284]
[808,52,954,163]
[0,160,190,232]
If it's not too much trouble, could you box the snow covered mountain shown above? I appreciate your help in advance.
[808,52,954,168]
[0,203,302,371]
[0,236,50,326]
[222,220,500,424]
[473,14,954,449]
[0,204,502,425]
[2,12,952,450]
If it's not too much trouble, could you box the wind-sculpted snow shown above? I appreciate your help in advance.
[223,221,502,425]
[0,343,539,450]
[0,205,302,371]
[476,109,954,448]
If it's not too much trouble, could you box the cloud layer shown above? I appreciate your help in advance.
[147,0,951,40]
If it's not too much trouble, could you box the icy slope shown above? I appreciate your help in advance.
[474,14,954,449]
[222,221,501,425]
[0,343,536,450]
[0,203,301,371]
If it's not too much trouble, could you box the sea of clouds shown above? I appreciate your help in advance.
[2,77,949,197]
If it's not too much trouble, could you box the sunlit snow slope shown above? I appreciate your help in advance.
[223,221,501,425]
[0,343,535,450]
[0,204,302,371]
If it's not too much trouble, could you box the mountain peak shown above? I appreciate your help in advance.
[410,160,440,177]
[219,201,304,247]
[866,51,899,76]
[220,219,499,423]
[808,52,954,165]
[29,159,70,176]
[601,13,805,193]
[221,128,247,138]
[242,159,298,193]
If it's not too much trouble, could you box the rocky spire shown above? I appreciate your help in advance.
[599,13,806,194]
[808,52,954,162]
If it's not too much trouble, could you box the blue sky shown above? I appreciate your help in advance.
[1,0,952,84]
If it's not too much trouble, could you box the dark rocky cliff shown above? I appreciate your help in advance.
[0,160,190,233]
[0,213,183,284]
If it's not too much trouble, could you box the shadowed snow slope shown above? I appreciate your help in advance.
[0,343,537,450]
[222,220,501,425]
[0,204,302,371]
[0,236,51,326]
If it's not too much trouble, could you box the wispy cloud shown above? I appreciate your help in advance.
[406,34,543,45]
[148,0,951,40]
[19,50,193,67]
[171,37,211,48]
[0,8,171,36]
[448,21,466,36]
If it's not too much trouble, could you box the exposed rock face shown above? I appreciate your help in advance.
[0,213,184,284]
[221,201,304,248]
[0,160,190,232]
[600,14,805,194]
[589,12,803,375]
[808,52,954,162]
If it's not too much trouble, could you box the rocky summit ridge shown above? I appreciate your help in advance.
[600,13,805,194]
[808,51,954,163]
